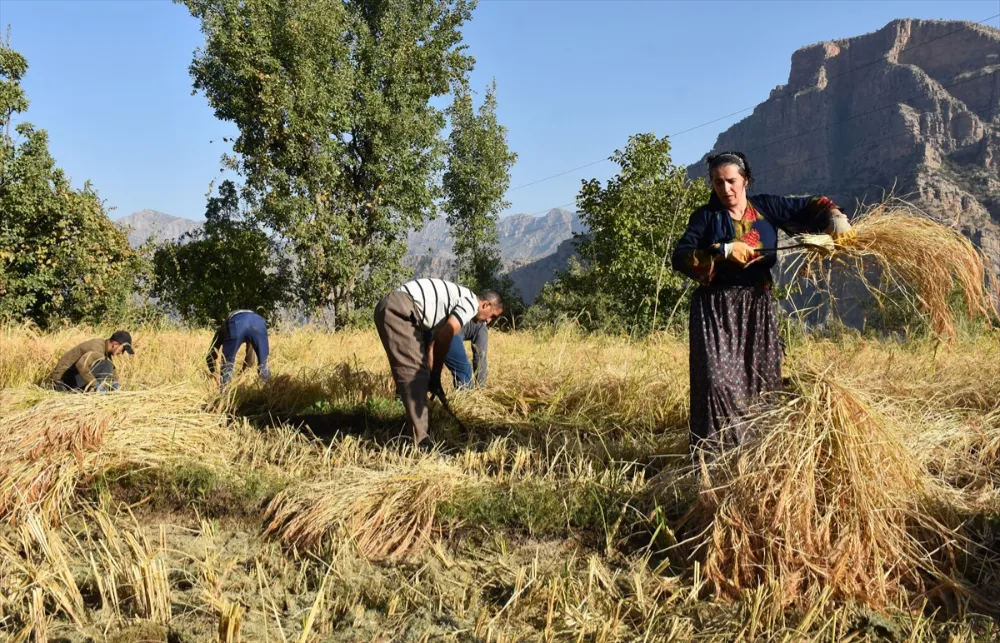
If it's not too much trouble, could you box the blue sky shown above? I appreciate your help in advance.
[1,0,997,221]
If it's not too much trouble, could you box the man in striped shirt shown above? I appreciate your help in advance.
[375,278,504,450]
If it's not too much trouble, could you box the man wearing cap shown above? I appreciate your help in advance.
[205,310,271,391]
[49,330,134,392]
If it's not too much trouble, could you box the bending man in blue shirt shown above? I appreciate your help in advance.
[206,310,271,390]
[426,320,489,390]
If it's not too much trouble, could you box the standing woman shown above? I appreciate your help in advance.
[671,152,855,451]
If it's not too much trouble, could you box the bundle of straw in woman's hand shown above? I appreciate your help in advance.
[781,197,997,338]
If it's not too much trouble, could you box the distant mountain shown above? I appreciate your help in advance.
[117,206,585,304]
[404,208,586,292]
[403,208,586,303]
[507,236,581,303]
[405,208,584,264]
[117,209,201,247]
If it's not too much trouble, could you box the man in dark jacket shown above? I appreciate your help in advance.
[205,310,271,390]
[49,330,134,392]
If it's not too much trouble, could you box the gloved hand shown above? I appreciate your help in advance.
[429,370,444,398]
[826,213,856,244]
[725,241,759,265]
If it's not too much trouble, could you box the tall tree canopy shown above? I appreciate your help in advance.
[181,0,476,325]
[443,81,517,295]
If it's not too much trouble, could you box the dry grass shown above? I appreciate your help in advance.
[792,197,997,338]
[264,460,468,559]
[0,322,998,640]
[0,386,233,523]
[664,369,974,611]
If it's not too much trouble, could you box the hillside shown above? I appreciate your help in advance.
[507,236,580,303]
[405,208,585,302]
[116,209,202,247]
[406,208,583,262]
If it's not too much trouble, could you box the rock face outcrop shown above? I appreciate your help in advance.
[506,236,581,304]
[688,18,999,327]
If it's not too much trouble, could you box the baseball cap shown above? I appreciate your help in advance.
[110,330,135,355]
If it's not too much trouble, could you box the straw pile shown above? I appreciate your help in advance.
[0,387,234,523]
[667,369,971,610]
[792,198,996,337]
[263,460,467,560]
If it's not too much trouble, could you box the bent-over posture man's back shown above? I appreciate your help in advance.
[205,310,271,390]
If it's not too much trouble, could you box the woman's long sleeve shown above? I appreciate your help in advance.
[672,210,722,285]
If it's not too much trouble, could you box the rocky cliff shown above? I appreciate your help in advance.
[506,236,581,303]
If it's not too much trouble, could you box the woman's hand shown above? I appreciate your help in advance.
[826,210,856,244]
[728,241,759,265]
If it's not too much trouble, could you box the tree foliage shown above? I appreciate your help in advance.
[443,81,517,293]
[0,38,140,328]
[152,180,289,326]
[533,133,711,333]
[181,0,475,325]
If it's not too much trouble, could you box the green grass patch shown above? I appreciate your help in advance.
[89,462,288,519]
[440,479,632,542]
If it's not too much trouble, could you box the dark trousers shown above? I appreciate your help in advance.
[221,312,270,388]
[376,292,430,443]
[56,360,117,392]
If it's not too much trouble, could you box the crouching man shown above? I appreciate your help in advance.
[49,330,134,392]
[375,278,502,450]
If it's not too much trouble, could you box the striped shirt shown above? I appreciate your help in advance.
[398,278,479,330]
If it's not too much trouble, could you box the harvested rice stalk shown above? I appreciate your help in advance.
[789,198,996,338]
[0,387,235,523]
[662,369,972,610]
[0,511,87,634]
[263,461,467,560]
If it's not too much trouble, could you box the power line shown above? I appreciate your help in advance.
[506,13,1000,193]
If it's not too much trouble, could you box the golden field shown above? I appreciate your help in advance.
[0,323,998,641]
